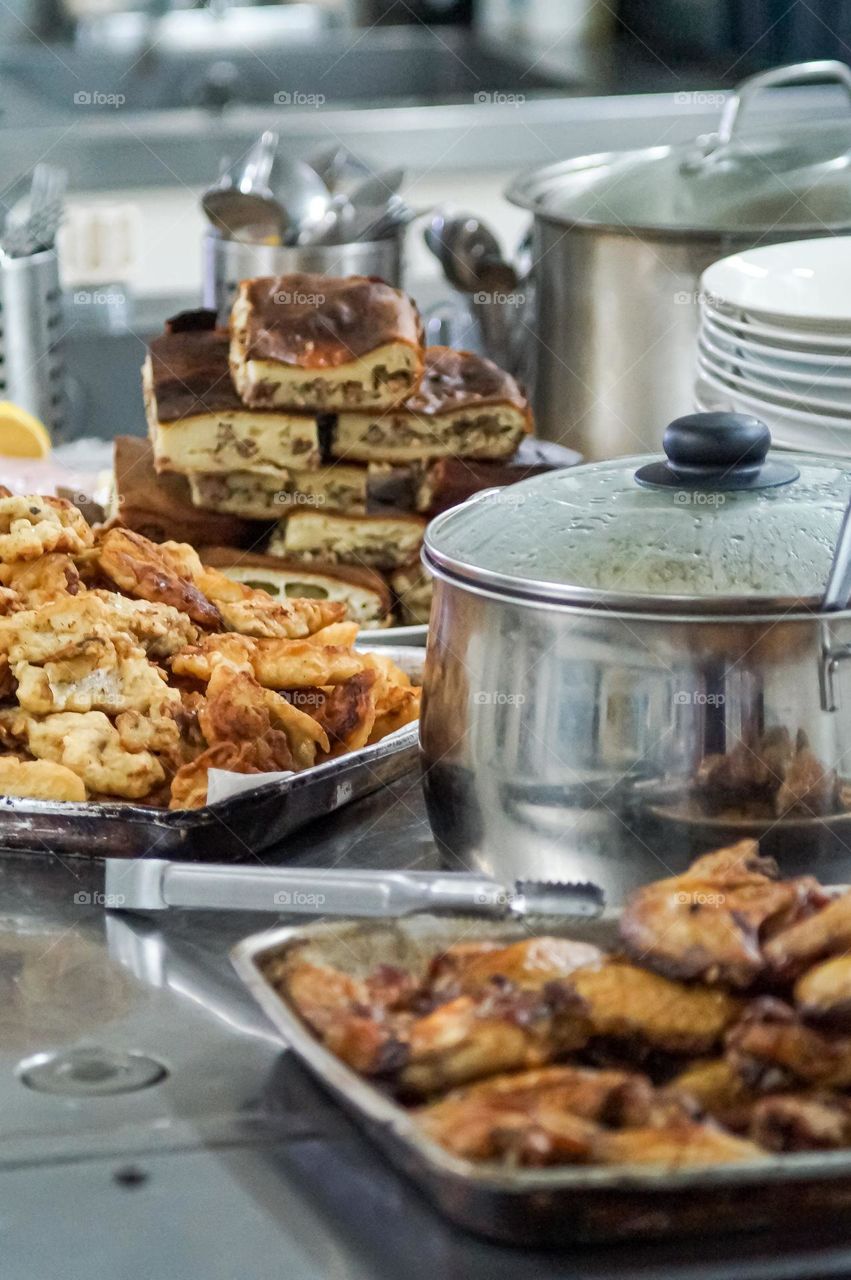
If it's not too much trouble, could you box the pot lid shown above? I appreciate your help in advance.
[423,412,851,614]
[507,61,851,237]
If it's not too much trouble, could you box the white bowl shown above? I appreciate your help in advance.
[702,237,851,327]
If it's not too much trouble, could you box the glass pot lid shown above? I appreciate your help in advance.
[423,413,851,614]
[507,62,851,238]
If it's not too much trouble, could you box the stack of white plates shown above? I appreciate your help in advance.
[695,237,851,456]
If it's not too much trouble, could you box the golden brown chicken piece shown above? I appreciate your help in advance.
[0,708,166,800]
[666,1057,763,1131]
[566,962,741,1056]
[593,1122,763,1169]
[172,633,364,689]
[749,1093,851,1152]
[399,986,590,1096]
[428,936,605,999]
[794,955,851,1030]
[726,997,851,1090]
[98,528,223,630]
[0,495,93,561]
[764,891,851,979]
[417,1065,655,1165]
[619,841,823,988]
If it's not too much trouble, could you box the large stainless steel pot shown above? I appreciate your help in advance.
[420,413,851,904]
[505,61,851,461]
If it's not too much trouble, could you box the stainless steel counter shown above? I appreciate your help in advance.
[5,770,851,1277]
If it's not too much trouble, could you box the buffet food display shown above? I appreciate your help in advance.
[0,494,419,810]
[108,272,573,631]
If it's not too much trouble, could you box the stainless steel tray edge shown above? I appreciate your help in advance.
[231,912,851,1245]
[0,647,423,860]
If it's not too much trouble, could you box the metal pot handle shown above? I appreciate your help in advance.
[683,59,851,171]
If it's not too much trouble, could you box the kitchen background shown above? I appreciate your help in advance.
[1,0,849,447]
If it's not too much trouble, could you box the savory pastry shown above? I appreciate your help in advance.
[331,346,530,463]
[188,464,369,519]
[229,274,423,411]
[109,436,264,549]
[619,841,824,988]
[144,310,321,475]
[411,437,578,516]
[198,546,393,628]
[268,509,426,572]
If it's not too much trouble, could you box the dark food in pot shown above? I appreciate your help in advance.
[696,727,843,819]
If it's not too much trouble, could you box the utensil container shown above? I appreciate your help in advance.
[202,231,404,322]
[0,247,66,437]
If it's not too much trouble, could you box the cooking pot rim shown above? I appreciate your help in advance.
[505,144,851,240]
[422,546,850,624]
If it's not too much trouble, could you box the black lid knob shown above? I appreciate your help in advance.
[635,411,799,492]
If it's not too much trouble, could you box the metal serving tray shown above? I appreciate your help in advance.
[0,647,422,861]
[232,910,851,1246]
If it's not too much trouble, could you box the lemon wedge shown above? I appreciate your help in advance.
[0,403,51,458]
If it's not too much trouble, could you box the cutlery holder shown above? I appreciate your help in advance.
[0,247,66,437]
[202,231,404,322]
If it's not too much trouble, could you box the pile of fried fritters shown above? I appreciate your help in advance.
[273,841,851,1170]
[0,493,419,809]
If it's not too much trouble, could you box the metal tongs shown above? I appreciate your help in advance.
[105,860,605,920]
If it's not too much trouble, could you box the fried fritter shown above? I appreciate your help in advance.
[171,633,365,689]
[0,709,165,800]
[0,553,81,603]
[417,1065,655,1165]
[0,495,93,561]
[98,528,222,629]
[89,591,198,658]
[566,961,741,1056]
[0,592,194,665]
[619,841,823,988]
[0,755,86,802]
[13,636,178,717]
[309,671,378,757]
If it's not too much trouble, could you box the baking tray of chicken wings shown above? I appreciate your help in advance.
[232,844,851,1244]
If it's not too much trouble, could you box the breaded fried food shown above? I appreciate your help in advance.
[619,841,824,988]
[0,709,165,800]
[0,553,82,603]
[171,633,364,689]
[0,592,196,665]
[362,650,421,742]
[566,961,741,1056]
[13,636,178,716]
[0,755,86,802]
[0,495,93,562]
[98,528,222,629]
[309,671,378,757]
